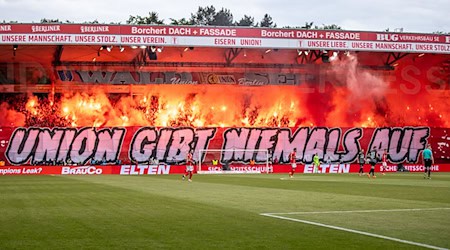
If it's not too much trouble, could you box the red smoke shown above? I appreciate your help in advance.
[0,103,25,127]
[0,54,448,128]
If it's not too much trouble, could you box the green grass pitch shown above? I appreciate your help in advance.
[1,173,449,249]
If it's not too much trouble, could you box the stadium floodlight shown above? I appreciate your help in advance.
[330,51,339,61]
[298,50,310,56]
[197,149,270,174]
[183,47,194,52]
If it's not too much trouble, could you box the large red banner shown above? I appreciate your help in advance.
[1,126,449,168]
[0,24,449,54]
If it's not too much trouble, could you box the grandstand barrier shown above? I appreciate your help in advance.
[0,164,449,175]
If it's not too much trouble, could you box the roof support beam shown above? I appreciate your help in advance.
[52,45,64,65]
[296,50,325,64]
[225,48,242,65]
[385,52,408,66]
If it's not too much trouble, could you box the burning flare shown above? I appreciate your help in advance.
[0,55,448,128]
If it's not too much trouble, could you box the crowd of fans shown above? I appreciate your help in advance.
[1,93,293,128]
[1,93,70,127]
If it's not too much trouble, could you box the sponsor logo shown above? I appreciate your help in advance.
[32,25,61,33]
[303,164,350,173]
[131,26,166,35]
[403,165,439,172]
[80,26,109,33]
[376,33,399,41]
[206,74,236,84]
[207,166,266,172]
[61,166,103,175]
[0,167,43,175]
[0,25,12,32]
[380,165,398,172]
[120,164,171,175]
[0,168,21,175]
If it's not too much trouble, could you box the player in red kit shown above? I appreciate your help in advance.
[182,150,194,182]
[289,149,297,178]
[381,149,388,175]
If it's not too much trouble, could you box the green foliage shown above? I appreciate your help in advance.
[188,6,236,26]
[6,7,349,30]
[2,20,18,23]
[315,23,342,30]
[302,21,314,29]
[282,26,302,29]
[126,11,164,25]
[83,20,99,24]
[189,5,217,25]
[169,18,192,25]
[210,8,234,26]
[433,31,450,34]
[40,19,74,24]
[259,13,276,28]
[236,15,256,27]
[284,22,314,29]
[40,18,61,23]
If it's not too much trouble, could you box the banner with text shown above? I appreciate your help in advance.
[0,24,449,54]
[1,126,449,167]
[54,70,303,85]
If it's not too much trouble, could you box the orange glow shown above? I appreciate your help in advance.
[0,55,448,128]
[25,96,38,116]
[5,78,448,128]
